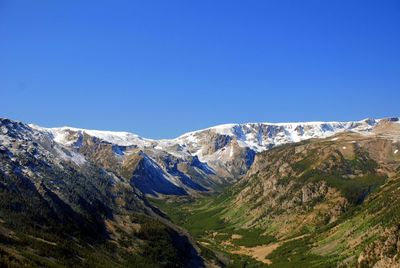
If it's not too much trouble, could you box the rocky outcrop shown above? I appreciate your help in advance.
[358,226,400,268]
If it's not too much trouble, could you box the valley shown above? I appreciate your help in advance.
[149,121,400,267]
[1,117,400,267]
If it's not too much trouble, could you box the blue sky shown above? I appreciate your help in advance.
[1,0,399,138]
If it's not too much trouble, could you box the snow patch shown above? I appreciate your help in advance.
[229,145,234,157]
[54,147,87,166]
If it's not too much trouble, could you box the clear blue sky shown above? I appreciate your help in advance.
[1,0,399,138]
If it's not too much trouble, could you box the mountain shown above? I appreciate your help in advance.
[0,118,204,267]
[152,117,400,267]
[28,118,382,197]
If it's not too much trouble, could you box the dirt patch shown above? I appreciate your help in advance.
[230,234,308,265]
[232,243,278,264]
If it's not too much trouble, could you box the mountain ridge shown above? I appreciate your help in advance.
[6,117,398,197]
[28,117,393,143]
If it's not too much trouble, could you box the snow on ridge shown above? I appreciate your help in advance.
[175,118,378,140]
[29,125,154,147]
[174,118,382,156]
[27,118,392,155]
[29,118,382,146]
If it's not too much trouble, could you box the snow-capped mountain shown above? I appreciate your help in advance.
[2,117,398,196]
[167,118,380,162]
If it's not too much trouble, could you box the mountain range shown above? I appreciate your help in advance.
[28,118,381,196]
[0,117,399,267]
